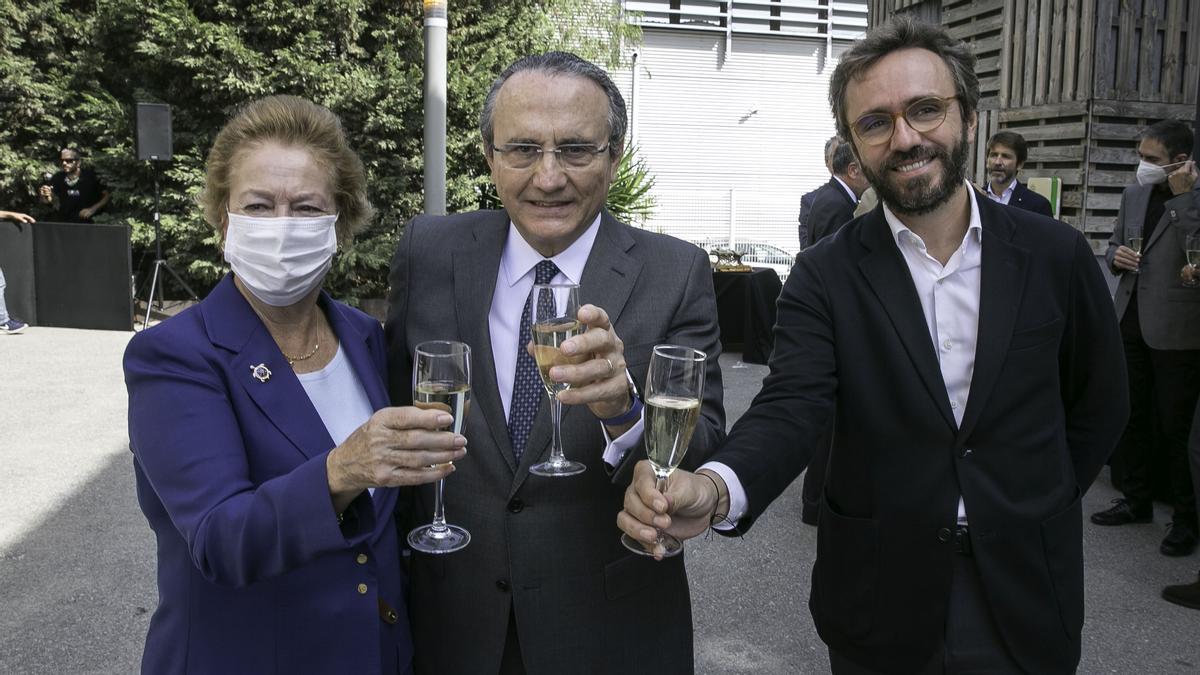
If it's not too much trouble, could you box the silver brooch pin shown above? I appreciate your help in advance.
[250,363,272,383]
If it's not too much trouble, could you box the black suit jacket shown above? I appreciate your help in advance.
[806,177,858,247]
[798,189,816,250]
[386,209,725,675]
[713,196,1127,673]
[985,180,1054,218]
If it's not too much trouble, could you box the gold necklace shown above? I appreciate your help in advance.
[281,335,320,365]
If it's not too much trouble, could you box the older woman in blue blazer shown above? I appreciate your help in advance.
[124,95,465,674]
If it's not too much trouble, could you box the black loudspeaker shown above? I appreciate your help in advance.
[136,102,172,161]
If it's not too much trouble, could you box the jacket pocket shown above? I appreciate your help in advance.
[1009,317,1064,351]
[811,495,879,639]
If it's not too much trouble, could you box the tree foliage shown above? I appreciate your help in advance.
[0,0,639,303]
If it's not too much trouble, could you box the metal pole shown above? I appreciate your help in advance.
[423,0,448,216]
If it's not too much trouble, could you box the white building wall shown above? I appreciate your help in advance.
[609,3,867,255]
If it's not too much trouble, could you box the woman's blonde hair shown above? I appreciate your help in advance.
[200,95,373,243]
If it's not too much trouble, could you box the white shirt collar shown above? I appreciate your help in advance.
[833,176,859,204]
[500,212,601,287]
[882,180,983,250]
[985,178,1017,199]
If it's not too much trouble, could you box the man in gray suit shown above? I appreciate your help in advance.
[1092,119,1199,558]
[385,52,725,674]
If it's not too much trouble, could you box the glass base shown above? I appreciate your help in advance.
[408,523,470,554]
[621,531,683,558]
[529,458,587,477]
[1183,280,1200,288]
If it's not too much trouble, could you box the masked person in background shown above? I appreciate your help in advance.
[1093,120,1200,559]
[123,95,462,674]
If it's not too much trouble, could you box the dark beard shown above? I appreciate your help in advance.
[862,126,970,217]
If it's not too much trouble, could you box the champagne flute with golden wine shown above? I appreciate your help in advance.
[529,282,588,477]
[408,340,472,554]
[621,344,706,558]
[1184,233,1200,288]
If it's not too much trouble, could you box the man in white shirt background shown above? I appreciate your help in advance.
[619,17,1126,675]
[982,130,1054,218]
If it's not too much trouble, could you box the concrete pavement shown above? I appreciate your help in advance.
[0,327,1196,673]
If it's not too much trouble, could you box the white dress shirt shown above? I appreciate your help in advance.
[985,178,1017,205]
[833,175,859,204]
[297,344,377,496]
[488,213,644,467]
[708,183,983,526]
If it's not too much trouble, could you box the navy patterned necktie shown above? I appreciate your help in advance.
[508,260,561,462]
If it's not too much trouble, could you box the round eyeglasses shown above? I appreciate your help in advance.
[850,96,959,147]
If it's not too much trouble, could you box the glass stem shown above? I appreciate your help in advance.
[654,474,670,545]
[429,477,448,533]
[549,394,565,463]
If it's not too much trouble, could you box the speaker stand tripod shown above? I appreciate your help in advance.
[140,171,198,330]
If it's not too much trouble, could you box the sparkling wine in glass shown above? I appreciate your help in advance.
[1184,233,1200,288]
[1129,236,1144,254]
[529,283,587,477]
[408,340,472,554]
[622,345,706,558]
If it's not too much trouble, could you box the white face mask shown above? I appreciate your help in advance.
[1135,159,1185,186]
[224,212,338,307]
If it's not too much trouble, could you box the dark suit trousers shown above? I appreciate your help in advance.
[829,553,1024,674]
[1114,295,1200,524]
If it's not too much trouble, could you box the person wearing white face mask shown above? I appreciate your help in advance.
[123,95,456,675]
[1093,119,1200,562]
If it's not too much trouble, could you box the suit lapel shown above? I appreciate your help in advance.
[510,211,643,494]
[1145,190,1177,253]
[956,202,1028,442]
[453,214,517,472]
[203,276,335,462]
[857,213,957,430]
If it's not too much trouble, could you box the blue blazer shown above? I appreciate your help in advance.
[125,275,413,674]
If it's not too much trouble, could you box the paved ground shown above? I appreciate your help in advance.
[0,327,1196,674]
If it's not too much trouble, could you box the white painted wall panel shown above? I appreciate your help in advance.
[614,28,855,254]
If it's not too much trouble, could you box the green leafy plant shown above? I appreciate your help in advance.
[605,144,656,227]
[0,0,640,306]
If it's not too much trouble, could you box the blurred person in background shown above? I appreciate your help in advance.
[0,210,32,333]
[38,146,110,223]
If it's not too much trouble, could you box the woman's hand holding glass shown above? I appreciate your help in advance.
[326,406,466,514]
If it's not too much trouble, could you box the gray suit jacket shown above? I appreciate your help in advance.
[386,209,725,675]
[1107,185,1200,350]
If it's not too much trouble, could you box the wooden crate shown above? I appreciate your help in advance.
[1093,0,1200,104]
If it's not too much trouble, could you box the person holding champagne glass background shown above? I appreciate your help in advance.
[1163,165,1200,610]
[124,95,464,674]
[386,51,725,674]
[1093,121,1200,561]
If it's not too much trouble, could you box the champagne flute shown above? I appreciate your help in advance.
[408,340,472,554]
[621,345,706,558]
[1184,233,1200,288]
[529,282,588,477]
[1127,222,1144,273]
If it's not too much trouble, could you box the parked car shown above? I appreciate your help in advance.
[734,242,794,282]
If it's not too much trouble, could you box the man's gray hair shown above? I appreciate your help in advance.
[480,51,627,158]
[830,140,857,175]
[829,16,978,145]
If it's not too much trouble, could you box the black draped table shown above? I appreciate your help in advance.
[712,268,781,365]
[0,220,133,330]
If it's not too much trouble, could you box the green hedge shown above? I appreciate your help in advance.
[0,0,637,303]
